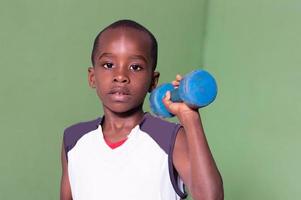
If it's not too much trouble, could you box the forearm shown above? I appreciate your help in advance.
[178,112,223,200]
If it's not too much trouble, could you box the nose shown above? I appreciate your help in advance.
[113,70,130,84]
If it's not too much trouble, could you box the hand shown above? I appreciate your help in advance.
[162,74,199,119]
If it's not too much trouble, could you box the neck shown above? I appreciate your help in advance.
[101,106,146,136]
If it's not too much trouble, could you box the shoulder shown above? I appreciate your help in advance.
[140,113,182,154]
[63,117,102,159]
[141,112,180,131]
[64,117,101,137]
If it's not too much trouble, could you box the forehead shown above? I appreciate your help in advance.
[97,27,152,58]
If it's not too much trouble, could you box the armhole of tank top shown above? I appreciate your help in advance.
[63,131,69,163]
[168,124,188,199]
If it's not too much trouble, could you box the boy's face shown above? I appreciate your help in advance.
[88,27,160,114]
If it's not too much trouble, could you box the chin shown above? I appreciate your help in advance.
[105,103,143,115]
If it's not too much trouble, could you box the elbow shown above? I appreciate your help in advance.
[190,180,224,200]
[191,189,224,200]
[191,190,224,200]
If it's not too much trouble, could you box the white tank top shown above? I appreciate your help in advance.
[63,112,187,200]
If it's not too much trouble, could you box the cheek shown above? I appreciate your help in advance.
[94,70,110,85]
[134,77,152,94]
[94,73,110,97]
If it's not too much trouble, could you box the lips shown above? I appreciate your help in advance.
[109,87,130,95]
[108,87,131,102]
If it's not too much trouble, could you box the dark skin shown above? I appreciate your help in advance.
[60,27,223,200]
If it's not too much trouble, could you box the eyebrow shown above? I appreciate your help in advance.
[128,55,148,64]
[98,53,148,64]
[98,53,114,60]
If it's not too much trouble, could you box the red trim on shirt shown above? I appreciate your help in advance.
[104,137,128,149]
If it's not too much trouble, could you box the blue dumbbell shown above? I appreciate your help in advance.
[149,69,218,118]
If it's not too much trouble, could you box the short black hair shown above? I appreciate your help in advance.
[91,19,158,70]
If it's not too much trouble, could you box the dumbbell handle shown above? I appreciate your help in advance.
[170,88,182,102]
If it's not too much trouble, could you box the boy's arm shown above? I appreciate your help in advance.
[60,143,73,200]
[163,75,224,200]
[173,113,223,200]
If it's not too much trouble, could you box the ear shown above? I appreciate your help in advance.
[148,71,160,93]
[88,66,96,88]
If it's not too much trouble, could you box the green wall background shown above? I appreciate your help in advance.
[202,0,301,200]
[0,0,300,199]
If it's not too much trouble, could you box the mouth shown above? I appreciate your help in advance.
[109,87,130,95]
[108,87,131,101]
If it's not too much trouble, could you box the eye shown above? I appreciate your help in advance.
[103,62,114,69]
[130,64,143,71]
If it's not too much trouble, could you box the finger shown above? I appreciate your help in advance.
[176,74,182,81]
[172,80,180,86]
[172,75,181,89]
[164,90,171,100]
[162,91,173,110]
[162,91,181,114]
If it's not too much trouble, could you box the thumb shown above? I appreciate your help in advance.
[162,91,174,111]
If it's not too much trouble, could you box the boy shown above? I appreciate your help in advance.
[60,19,223,200]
